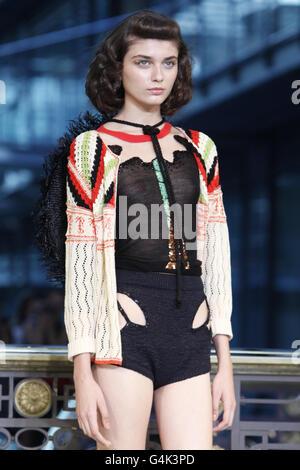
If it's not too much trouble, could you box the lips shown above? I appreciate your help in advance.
[148,88,164,91]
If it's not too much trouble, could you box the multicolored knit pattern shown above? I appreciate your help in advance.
[64,127,233,364]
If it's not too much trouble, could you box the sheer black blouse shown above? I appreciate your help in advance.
[108,143,202,276]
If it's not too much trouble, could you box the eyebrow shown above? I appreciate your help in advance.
[131,55,178,60]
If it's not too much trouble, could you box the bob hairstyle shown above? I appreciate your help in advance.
[85,10,194,117]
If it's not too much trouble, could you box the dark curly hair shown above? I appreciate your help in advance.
[85,10,194,117]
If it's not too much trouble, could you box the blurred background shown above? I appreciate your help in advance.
[0,0,299,351]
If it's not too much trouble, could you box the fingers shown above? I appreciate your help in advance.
[97,397,110,430]
[211,376,236,433]
[77,410,112,449]
[89,413,112,449]
[77,415,92,440]
[212,403,219,423]
[212,402,236,432]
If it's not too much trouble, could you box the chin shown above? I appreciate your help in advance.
[145,95,165,101]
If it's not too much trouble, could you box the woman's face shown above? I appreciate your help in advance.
[121,38,179,110]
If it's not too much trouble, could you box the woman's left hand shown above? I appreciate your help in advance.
[211,367,236,432]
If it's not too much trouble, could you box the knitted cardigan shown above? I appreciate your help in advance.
[64,125,233,363]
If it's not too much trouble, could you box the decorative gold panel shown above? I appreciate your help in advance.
[14,378,52,418]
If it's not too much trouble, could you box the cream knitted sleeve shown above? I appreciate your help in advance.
[202,135,233,342]
[64,131,98,362]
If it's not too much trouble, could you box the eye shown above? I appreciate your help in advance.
[136,60,177,67]
[137,60,149,66]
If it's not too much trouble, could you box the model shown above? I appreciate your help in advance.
[36,9,236,450]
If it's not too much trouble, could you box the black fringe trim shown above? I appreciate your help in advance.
[31,109,115,287]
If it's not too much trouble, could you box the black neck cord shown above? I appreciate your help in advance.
[106,117,187,308]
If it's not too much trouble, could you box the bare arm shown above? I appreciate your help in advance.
[73,353,112,448]
[73,352,93,380]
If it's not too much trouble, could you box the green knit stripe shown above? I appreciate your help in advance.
[104,157,118,179]
[198,191,206,203]
[81,131,91,183]
[202,136,214,165]
[152,159,170,228]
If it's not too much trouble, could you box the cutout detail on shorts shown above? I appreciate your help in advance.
[117,291,149,330]
[191,298,211,330]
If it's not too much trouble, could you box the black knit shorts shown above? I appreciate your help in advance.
[114,268,212,391]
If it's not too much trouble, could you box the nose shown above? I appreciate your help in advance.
[151,63,163,82]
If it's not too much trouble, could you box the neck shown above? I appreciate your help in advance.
[113,113,163,127]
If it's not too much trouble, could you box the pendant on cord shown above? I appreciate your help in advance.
[165,212,190,271]
[151,153,190,271]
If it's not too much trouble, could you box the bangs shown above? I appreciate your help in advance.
[126,12,180,43]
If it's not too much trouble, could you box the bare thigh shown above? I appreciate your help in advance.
[92,363,153,450]
[153,295,213,450]
[92,292,154,450]
[153,372,213,450]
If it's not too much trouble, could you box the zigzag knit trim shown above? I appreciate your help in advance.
[207,156,220,193]
[71,126,221,213]
[67,138,92,210]
[182,129,207,204]
[91,135,106,206]
[187,129,220,195]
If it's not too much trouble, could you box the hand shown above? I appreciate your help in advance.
[211,367,236,432]
[74,373,112,448]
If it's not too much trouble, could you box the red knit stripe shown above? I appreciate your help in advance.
[68,137,77,166]
[189,129,200,147]
[91,357,123,365]
[188,130,207,185]
[208,158,220,193]
[97,121,171,142]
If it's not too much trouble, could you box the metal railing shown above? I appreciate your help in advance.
[0,345,299,450]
